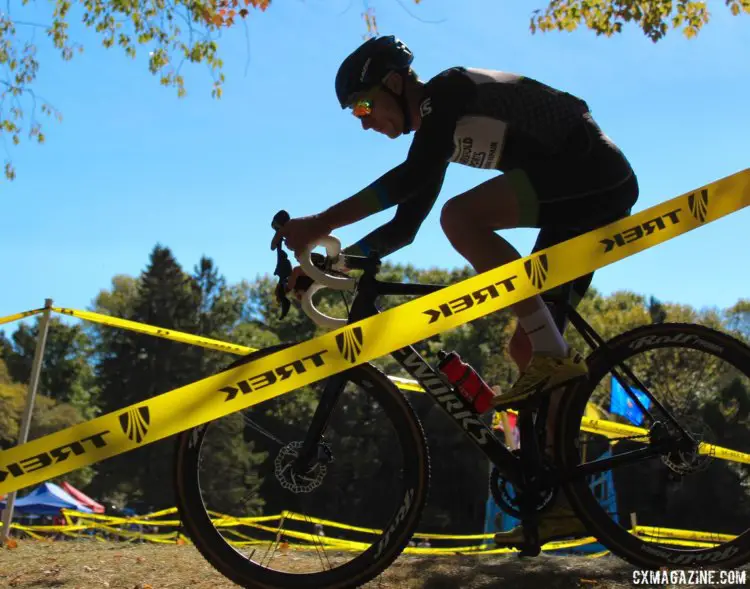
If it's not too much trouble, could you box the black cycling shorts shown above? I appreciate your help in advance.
[504,113,639,325]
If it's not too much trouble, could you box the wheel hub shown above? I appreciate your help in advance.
[274,441,332,493]
[660,418,716,476]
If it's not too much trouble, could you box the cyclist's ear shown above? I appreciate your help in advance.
[383,71,404,95]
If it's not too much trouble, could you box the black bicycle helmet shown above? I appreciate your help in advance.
[335,35,414,109]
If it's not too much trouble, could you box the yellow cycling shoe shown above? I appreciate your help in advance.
[494,500,590,546]
[491,347,588,410]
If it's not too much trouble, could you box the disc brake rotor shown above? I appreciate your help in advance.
[274,441,331,493]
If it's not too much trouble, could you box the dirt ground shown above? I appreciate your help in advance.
[1,539,746,588]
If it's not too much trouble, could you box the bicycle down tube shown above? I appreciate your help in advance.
[294,259,526,489]
[295,270,697,491]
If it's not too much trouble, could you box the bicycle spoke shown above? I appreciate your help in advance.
[176,363,426,586]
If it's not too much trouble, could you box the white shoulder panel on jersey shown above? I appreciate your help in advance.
[462,68,519,85]
[450,116,507,169]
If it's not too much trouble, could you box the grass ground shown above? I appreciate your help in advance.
[1,539,742,588]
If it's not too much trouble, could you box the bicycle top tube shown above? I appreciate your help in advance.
[339,252,446,299]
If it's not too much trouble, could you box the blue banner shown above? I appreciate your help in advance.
[609,376,651,425]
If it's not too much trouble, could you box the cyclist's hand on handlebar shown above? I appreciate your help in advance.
[270,214,332,257]
[287,263,349,300]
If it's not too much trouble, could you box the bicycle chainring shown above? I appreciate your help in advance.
[490,464,557,519]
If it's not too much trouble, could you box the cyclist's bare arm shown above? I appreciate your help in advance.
[319,164,409,231]
[343,167,447,258]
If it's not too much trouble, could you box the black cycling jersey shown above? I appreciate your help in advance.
[343,67,636,272]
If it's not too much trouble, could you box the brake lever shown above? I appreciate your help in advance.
[272,210,292,319]
[273,245,292,319]
[271,210,333,319]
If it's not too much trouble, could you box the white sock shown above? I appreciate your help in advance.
[518,306,569,357]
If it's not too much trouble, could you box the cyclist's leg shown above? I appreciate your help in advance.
[495,222,632,548]
[506,115,639,394]
[440,174,571,362]
[493,116,639,544]
[508,227,594,372]
[443,114,639,406]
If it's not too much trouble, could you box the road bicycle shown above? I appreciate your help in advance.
[172,210,750,588]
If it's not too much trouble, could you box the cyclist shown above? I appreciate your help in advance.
[271,35,639,545]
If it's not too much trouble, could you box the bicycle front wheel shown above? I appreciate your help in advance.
[558,323,750,570]
[173,346,430,589]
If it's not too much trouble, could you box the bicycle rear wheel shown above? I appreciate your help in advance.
[173,345,430,589]
[558,323,750,569]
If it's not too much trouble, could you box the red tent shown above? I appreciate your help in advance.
[60,482,105,513]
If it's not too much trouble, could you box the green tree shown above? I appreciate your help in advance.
[725,299,750,344]
[88,274,141,368]
[0,358,26,447]
[0,358,94,487]
[196,412,268,516]
[186,256,250,375]
[88,246,256,510]
[648,295,667,324]
[530,0,749,40]
[1,317,98,418]
[90,245,203,509]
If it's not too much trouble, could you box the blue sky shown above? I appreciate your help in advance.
[1,0,748,332]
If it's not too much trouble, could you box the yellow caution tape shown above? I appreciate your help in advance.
[137,507,179,519]
[51,307,254,355]
[8,525,47,540]
[15,309,740,466]
[47,307,429,395]
[1,168,748,496]
[9,508,736,558]
[579,418,750,464]
[0,308,43,327]
[633,525,736,544]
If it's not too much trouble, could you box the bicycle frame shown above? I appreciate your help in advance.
[292,254,692,494]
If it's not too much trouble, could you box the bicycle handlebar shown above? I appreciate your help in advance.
[298,235,357,292]
[272,210,356,329]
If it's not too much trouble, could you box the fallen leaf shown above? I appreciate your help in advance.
[6,538,18,549]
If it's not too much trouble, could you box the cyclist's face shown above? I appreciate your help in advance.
[352,75,404,138]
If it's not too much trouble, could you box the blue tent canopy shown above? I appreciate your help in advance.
[0,482,94,515]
